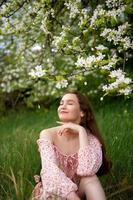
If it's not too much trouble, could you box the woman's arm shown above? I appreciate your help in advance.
[56,122,102,176]
[37,131,78,199]
[67,125,102,176]
[77,133,102,176]
[78,127,89,148]
[56,122,89,148]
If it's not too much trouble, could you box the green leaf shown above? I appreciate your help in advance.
[55,75,64,81]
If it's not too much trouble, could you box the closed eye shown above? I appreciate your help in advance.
[59,99,75,106]
[68,102,73,105]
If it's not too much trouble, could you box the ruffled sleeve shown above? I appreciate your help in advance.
[77,135,102,176]
[37,138,78,198]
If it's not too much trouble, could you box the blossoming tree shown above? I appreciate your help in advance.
[0,0,133,106]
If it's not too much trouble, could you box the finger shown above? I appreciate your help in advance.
[57,129,62,135]
[56,121,64,125]
[34,175,40,183]
[57,128,64,135]
[58,128,66,135]
[58,127,70,136]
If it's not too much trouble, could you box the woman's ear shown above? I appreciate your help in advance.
[80,111,84,117]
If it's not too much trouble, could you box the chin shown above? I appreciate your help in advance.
[60,119,70,122]
[59,117,72,122]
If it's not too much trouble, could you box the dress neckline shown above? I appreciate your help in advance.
[52,143,78,157]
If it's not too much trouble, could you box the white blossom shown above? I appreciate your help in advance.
[52,36,63,49]
[106,0,124,8]
[102,69,132,96]
[52,26,70,50]
[101,54,118,71]
[100,97,104,101]
[109,69,124,78]
[100,23,133,50]
[65,1,80,18]
[31,44,41,52]
[106,6,125,17]
[101,65,112,70]
[90,5,105,28]
[109,69,132,85]
[119,87,132,95]
[40,9,54,34]
[84,81,87,85]
[79,7,91,27]
[118,22,130,33]
[1,81,12,93]
[102,85,108,91]
[75,56,86,67]
[51,48,57,53]
[1,0,132,100]
[75,53,105,69]
[81,7,90,18]
[29,65,46,78]
[56,80,68,89]
[95,45,108,51]
[121,37,133,50]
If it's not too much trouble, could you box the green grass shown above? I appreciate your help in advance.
[0,99,133,200]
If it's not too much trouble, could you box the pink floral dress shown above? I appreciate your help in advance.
[31,134,102,200]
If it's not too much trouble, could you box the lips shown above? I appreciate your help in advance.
[60,110,68,114]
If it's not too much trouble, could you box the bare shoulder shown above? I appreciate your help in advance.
[39,126,61,142]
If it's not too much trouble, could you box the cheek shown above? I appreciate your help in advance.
[71,106,81,116]
[57,107,60,114]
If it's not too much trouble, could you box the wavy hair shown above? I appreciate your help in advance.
[65,90,112,176]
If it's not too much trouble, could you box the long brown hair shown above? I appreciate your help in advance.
[65,90,112,176]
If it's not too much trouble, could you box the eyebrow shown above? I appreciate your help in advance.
[60,99,76,103]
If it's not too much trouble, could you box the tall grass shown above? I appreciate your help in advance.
[0,99,132,200]
[96,99,133,199]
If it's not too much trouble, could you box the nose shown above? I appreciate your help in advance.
[59,102,67,110]
[60,104,66,109]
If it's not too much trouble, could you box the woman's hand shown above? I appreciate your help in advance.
[56,121,89,147]
[66,191,81,200]
[56,121,84,136]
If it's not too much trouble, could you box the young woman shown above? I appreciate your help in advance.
[31,91,111,200]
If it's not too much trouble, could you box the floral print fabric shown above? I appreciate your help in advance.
[31,134,102,200]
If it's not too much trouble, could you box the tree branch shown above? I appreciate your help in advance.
[4,0,30,18]
[0,0,8,8]
[123,51,126,71]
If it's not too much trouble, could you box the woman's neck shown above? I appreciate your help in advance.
[60,129,78,141]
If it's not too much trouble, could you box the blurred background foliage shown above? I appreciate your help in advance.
[0,1,133,198]
[0,0,133,112]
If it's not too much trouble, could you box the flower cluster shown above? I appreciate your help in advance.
[106,0,124,8]
[1,64,32,93]
[90,3,126,29]
[29,65,46,78]
[119,87,132,95]
[106,6,125,17]
[101,55,118,71]
[102,69,132,95]
[52,26,70,51]
[78,7,90,28]
[100,23,133,50]
[0,0,132,104]
[95,45,108,51]
[90,5,105,28]
[40,9,55,34]
[75,53,105,69]
[56,79,68,89]
[64,0,80,18]
[109,69,131,81]
[31,44,41,52]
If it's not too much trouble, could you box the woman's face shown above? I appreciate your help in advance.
[58,93,83,124]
